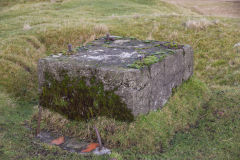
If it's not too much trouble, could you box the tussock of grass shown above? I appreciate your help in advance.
[183,18,219,30]
[31,77,210,153]
[0,23,108,100]
[39,24,108,54]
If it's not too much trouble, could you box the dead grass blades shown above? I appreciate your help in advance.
[183,18,220,30]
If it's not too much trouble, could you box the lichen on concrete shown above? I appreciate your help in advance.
[38,36,193,121]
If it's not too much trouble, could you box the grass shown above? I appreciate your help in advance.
[1,0,239,100]
[0,0,240,159]
[160,86,240,160]
[31,78,209,154]
[0,92,109,159]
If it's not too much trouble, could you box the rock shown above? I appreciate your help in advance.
[37,132,53,144]
[234,42,240,48]
[234,42,240,53]
[38,37,193,121]
[65,139,88,150]
[92,147,111,155]
[23,24,32,31]
[114,39,130,44]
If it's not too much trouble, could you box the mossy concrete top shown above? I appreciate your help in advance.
[38,36,193,120]
[45,36,184,69]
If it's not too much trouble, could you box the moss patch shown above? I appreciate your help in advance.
[162,42,183,49]
[39,71,134,122]
[128,55,166,69]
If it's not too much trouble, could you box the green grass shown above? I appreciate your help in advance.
[1,0,239,99]
[1,80,239,159]
[0,92,110,159]
[0,0,240,159]
[160,86,240,160]
[31,78,209,153]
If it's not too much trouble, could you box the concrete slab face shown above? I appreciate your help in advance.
[38,36,193,120]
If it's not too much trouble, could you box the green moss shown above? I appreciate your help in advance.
[143,40,151,43]
[128,55,165,69]
[135,46,152,50]
[152,51,166,55]
[143,55,159,65]
[102,44,114,48]
[158,55,167,62]
[162,42,184,50]
[166,42,178,48]
[165,49,175,54]
[40,71,134,122]
[86,42,94,46]
[61,50,67,55]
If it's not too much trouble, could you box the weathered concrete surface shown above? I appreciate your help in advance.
[38,36,193,117]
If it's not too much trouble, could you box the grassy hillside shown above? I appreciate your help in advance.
[0,0,194,99]
[0,0,239,159]
[0,0,239,100]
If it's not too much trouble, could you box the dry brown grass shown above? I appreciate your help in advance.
[0,23,108,99]
[183,18,219,30]
[147,21,159,40]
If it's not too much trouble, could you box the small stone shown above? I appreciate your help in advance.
[233,42,240,48]
[52,55,61,58]
[37,132,54,144]
[65,139,87,150]
[113,40,130,44]
[92,147,111,155]
[234,42,240,53]
[23,24,32,30]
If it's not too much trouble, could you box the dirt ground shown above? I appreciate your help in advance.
[164,0,240,18]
